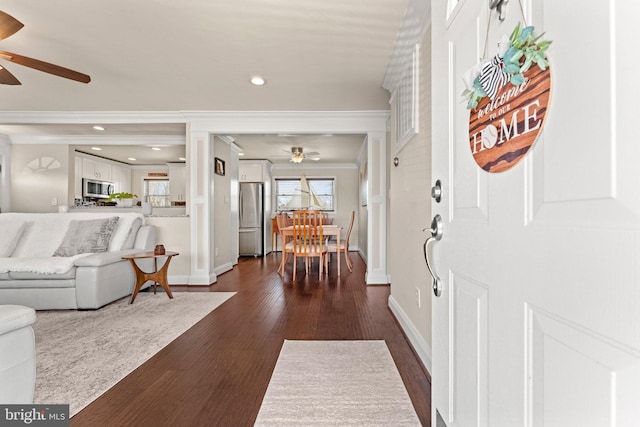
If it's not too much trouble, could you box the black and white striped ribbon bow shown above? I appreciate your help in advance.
[479,54,509,101]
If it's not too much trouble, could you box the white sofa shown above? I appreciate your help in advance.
[0,305,36,403]
[0,212,156,310]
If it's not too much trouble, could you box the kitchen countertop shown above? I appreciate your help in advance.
[69,206,188,217]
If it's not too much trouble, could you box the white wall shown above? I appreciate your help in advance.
[357,156,368,262]
[272,164,360,251]
[10,144,71,213]
[145,216,191,282]
[213,137,233,274]
[388,30,433,357]
[0,137,11,213]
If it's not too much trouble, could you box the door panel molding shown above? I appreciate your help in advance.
[449,17,489,224]
[451,272,488,427]
[526,304,640,426]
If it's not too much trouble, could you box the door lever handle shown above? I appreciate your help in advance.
[423,214,443,297]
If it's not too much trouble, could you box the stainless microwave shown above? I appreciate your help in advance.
[83,178,115,199]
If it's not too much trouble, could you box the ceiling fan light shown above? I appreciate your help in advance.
[291,155,304,163]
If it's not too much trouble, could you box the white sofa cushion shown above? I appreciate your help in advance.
[0,219,26,257]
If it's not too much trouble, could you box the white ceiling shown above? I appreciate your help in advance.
[0,0,409,164]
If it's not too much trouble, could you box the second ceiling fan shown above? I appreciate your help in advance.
[0,10,91,85]
[288,146,321,163]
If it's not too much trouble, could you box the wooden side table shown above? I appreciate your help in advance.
[122,251,179,304]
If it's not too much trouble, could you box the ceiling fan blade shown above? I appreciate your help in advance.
[305,151,320,156]
[0,11,24,41]
[0,51,90,83]
[0,65,21,85]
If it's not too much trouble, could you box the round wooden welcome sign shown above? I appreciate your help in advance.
[468,65,552,172]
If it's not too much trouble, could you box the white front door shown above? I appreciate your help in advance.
[431,1,640,426]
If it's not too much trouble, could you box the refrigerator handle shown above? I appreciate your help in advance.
[239,188,243,224]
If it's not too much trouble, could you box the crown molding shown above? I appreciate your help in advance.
[0,110,390,135]
[0,111,187,124]
[7,134,185,145]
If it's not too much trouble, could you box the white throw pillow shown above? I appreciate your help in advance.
[53,217,120,257]
[121,218,142,250]
[0,219,27,257]
[108,213,144,251]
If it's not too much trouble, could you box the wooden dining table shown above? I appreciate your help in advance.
[278,224,342,277]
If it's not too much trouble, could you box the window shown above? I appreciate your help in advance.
[394,43,420,154]
[275,178,335,212]
[144,179,170,207]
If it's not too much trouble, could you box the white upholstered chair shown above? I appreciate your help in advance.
[0,305,36,403]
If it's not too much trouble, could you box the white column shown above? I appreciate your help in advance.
[188,130,216,285]
[0,135,10,213]
[365,131,389,284]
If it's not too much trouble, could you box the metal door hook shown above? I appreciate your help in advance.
[489,0,508,21]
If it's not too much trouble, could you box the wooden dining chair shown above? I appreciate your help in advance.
[291,209,327,281]
[276,213,294,275]
[325,210,355,272]
[321,212,332,225]
[271,217,279,252]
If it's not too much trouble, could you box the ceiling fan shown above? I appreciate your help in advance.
[286,146,321,163]
[0,10,90,85]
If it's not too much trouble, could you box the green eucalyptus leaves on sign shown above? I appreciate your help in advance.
[462,23,552,110]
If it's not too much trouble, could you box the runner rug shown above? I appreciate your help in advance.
[32,291,236,416]
[255,340,421,426]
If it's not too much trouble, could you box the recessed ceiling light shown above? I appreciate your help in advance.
[250,76,266,86]
[178,157,186,161]
[91,147,102,151]
[238,152,245,156]
[92,125,105,131]
[151,147,162,151]
[128,157,136,161]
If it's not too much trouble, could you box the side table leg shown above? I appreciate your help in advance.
[128,259,148,304]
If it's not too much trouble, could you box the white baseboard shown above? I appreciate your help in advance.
[365,271,390,285]
[167,275,190,285]
[358,249,367,264]
[187,273,217,286]
[168,263,232,286]
[214,262,233,276]
[388,295,432,375]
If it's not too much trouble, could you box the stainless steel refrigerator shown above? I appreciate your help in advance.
[239,182,264,256]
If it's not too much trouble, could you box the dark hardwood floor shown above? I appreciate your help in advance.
[71,252,431,426]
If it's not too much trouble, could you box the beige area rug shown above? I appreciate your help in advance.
[255,340,421,426]
[32,291,236,417]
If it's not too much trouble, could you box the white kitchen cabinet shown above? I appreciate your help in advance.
[111,164,132,194]
[168,162,187,202]
[74,156,83,199]
[239,162,263,182]
[82,158,112,181]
